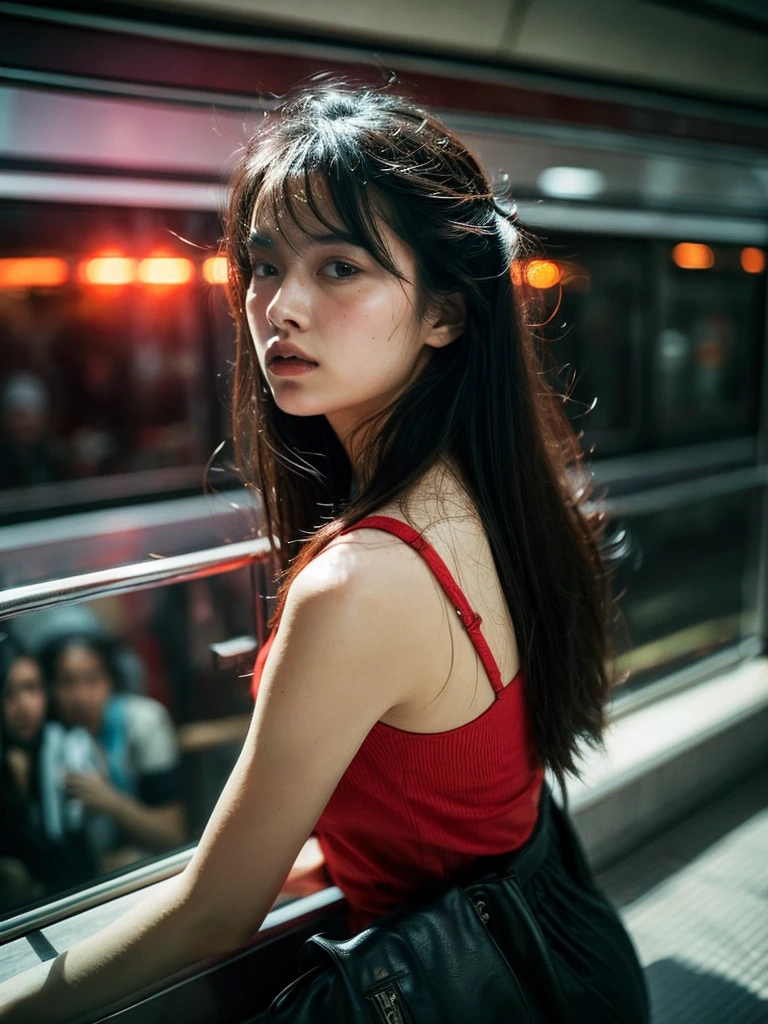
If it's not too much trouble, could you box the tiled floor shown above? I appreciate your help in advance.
[597,769,768,1024]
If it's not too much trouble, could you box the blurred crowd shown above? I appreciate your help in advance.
[0,626,185,914]
[0,369,128,489]
[0,367,198,491]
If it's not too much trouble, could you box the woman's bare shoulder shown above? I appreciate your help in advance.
[290,519,433,618]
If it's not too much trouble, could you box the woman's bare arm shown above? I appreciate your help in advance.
[0,537,427,1023]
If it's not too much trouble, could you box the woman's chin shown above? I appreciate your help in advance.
[271,390,329,419]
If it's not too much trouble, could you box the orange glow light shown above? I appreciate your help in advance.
[672,243,714,270]
[80,256,136,286]
[138,257,193,285]
[202,256,228,285]
[525,260,562,289]
[741,247,765,274]
[510,262,525,287]
[0,257,68,289]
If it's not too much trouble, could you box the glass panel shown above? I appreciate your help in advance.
[651,242,765,446]
[0,563,266,920]
[532,235,646,456]
[610,487,761,692]
[0,201,231,522]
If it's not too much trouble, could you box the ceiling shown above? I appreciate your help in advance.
[16,0,768,106]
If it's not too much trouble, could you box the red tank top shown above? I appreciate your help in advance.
[251,515,544,929]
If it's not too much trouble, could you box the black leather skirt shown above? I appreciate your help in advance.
[505,790,650,1024]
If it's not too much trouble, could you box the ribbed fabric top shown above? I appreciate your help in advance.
[251,515,544,928]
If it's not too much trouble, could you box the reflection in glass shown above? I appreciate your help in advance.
[653,243,764,444]
[0,373,66,489]
[0,562,260,920]
[40,634,186,874]
[531,236,645,454]
[0,200,231,517]
[611,489,760,689]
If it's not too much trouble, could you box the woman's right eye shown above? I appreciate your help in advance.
[251,260,278,278]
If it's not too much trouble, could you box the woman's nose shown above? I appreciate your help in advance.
[265,273,311,333]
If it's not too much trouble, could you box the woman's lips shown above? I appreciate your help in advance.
[267,356,319,377]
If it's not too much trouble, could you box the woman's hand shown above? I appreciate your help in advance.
[65,771,120,814]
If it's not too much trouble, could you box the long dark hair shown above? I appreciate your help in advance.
[225,80,615,783]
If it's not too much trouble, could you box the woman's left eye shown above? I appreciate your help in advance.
[321,260,359,280]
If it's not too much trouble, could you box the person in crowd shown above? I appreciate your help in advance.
[12,606,149,699]
[40,633,186,873]
[0,636,101,910]
[0,83,648,1022]
[0,373,65,490]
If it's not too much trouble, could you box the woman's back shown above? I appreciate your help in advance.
[251,462,543,927]
[371,460,522,734]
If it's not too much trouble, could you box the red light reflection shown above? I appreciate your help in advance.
[138,257,193,285]
[0,257,69,289]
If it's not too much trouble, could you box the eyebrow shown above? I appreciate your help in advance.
[248,229,365,252]
[248,232,275,250]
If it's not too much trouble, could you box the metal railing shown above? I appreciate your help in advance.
[0,847,345,944]
[0,849,195,944]
[0,537,271,620]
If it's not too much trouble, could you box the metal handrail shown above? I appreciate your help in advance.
[0,845,345,944]
[0,849,195,944]
[0,538,272,620]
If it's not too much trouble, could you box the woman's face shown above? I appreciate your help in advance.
[245,202,456,456]
[2,657,47,745]
[52,644,113,735]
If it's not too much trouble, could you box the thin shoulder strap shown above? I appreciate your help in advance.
[342,515,506,696]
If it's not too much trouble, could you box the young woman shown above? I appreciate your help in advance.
[40,633,186,871]
[0,82,648,1022]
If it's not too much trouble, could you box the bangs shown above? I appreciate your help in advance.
[249,140,404,279]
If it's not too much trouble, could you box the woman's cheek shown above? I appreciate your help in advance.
[245,302,268,359]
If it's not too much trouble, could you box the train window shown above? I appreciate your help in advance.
[651,242,765,446]
[528,235,646,458]
[610,487,761,691]
[0,200,231,523]
[0,562,265,921]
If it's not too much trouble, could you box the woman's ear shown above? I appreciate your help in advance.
[425,292,466,349]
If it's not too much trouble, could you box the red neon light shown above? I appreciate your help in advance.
[672,243,714,270]
[0,257,69,289]
[741,247,765,274]
[202,256,228,284]
[138,257,194,285]
[80,256,137,285]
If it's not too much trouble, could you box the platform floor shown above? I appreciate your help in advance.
[597,768,768,1024]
